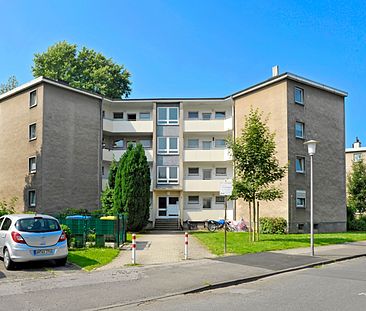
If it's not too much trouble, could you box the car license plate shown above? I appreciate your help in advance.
[34,249,54,256]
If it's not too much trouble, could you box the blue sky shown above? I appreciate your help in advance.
[1,0,365,146]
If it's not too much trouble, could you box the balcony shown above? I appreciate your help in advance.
[184,118,233,133]
[184,179,225,192]
[103,148,153,162]
[102,177,153,191]
[103,119,153,133]
[184,149,232,162]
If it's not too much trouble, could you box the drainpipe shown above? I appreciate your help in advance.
[98,97,104,209]
[230,95,236,220]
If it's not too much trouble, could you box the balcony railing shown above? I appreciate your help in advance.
[184,149,232,162]
[184,118,233,133]
[184,179,227,192]
[103,118,153,133]
[103,148,153,162]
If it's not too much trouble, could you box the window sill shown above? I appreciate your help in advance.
[294,101,304,106]
[29,104,37,109]
[29,137,37,142]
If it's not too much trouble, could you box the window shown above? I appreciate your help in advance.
[202,112,212,120]
[188,111,199,120]
[354,153,363,162]
[0,218,12,231]
[188,196,199,204]
[139,112,151,120]
[295,122,304,139]
[187,139,199,149]
[157,166,179,184]
[215,168,227,176]
[215,111,226,119]
[127,141,137,148]
[28,190,36,208]
[295,157,305,173]
[102,110,105,118]
[202,141,212,150]
[127,113,137,121]
[298,223,304,230]
[29,157,36,173]
[29,123,36,141]
[294,87,304,105]
[29,90,37,108]
[215,139,226,148]
[102,166,105,176]
[158,107,179,125]
[203,197,212,209]
[113,112,124,119]
[296,190,306,208]
[188,167,199,176]
[140,139,152,148]
[203,169,212,180]
[215,196,225,204]
[113,139,124,149]
[158,137,179,154]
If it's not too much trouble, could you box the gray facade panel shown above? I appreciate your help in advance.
[156,155,180,166]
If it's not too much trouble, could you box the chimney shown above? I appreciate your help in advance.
[352,137,361,149]
[272,65,279,77]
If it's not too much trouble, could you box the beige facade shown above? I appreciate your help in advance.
[345,139,366,185]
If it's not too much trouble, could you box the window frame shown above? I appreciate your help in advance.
[29,123,37,141]
[29,156,37,174]
[203,197,212,209]
[296,190,306,208]
[215,111,226,120]
[127,113,137,121]
[295,156,305,174]
[202,112,212,120]
[113,139,124,149]
[28,190,36,208]
[187,139,199,149]
[188,111,199,120]
[215,196,225,204]
[29,90,37,108]
[188,167,199,176]
[295,121,304,139]
[215,139,226,148]
[157,107,179,125]
[139,112,151,120]
[113,112,124,119]
[215,167,227,176]
[157,137,179,154]
[354,153,363,162]
[294,87,304,105]
[140,139,152,148]
[202,141,212,150]
[188,196,199,204]
[157,166,179,184]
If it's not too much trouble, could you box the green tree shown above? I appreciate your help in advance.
[32,41,131,98]
[108,157,118,189]
[347,158,366,215]
[0,76,19,94]
[0,197,17,217]
[101,187,115,215]
[113,144,151,231]
[228,108,287,241]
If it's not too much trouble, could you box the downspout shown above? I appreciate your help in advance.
[98,97,104,209]
[230,95,236,220]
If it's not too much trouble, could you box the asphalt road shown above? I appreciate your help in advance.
[113,257,366,311]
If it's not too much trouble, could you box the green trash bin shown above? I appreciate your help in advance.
[96,235,105,247]
[74,235,85,248]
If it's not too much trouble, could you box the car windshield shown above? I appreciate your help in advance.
[15,218,61,232]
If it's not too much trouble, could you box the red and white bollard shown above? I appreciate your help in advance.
[131,233,136,264]
[184,232,188,260]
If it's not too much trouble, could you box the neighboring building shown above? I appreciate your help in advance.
[346,137,366,179]
[0,69,347,232]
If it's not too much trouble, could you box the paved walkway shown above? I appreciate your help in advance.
[98,231,215,270]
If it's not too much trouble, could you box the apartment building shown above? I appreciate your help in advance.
[0,69,347,232]
[346,138,366,178]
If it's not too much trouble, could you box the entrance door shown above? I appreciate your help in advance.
[158,197,179,218]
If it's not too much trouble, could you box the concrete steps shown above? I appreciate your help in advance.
[154,218,180,231]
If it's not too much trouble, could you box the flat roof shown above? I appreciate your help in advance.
[346,147,366,153]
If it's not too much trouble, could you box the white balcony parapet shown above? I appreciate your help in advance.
[103,148,153,162]
[184,149,232,162]
[184,179,225,192]
[184,117,233,133]
[103,119,153,133]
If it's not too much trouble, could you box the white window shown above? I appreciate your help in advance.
[28,190,36,208]
[215,111,226,119]
[215,196,225,204]
[215,168,227,176]
[202,141,212,150]
[29,90,37,108]
[29,123,36,141]
[188,196,199,204]
[158,107,179,125]
[127,113,137,121]
[113,139,124,149]
[140,139,152,148]
[295,122,304,139]
[203,197,212,209]
[295,87,304,105]
[29,157,36,173]
[157,166,179,184]
[202,112,211,120]
[158,137,179,154]
[188,167,199,176]
[354,153,363,162]
[187,139,199,149]
[113,112,124,119]
[188,111,199,119]
[296,157,305,173]
[139,112,151,120]
[215,139,226,148]
[296,190,306,208]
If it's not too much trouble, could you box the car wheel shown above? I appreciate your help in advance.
[55,257,67,266]
[3,249,15,270]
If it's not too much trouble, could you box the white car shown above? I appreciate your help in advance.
[0,214,68,270]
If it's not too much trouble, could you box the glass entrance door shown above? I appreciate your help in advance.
[158,197,179,218]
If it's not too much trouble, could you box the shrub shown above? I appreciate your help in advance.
[0,197,17,217]
[260,217,287,234]
[348,217,366,231]
[61,224,72,247]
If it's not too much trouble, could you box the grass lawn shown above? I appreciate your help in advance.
[192,231,366,256]
[68,248,119,271]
